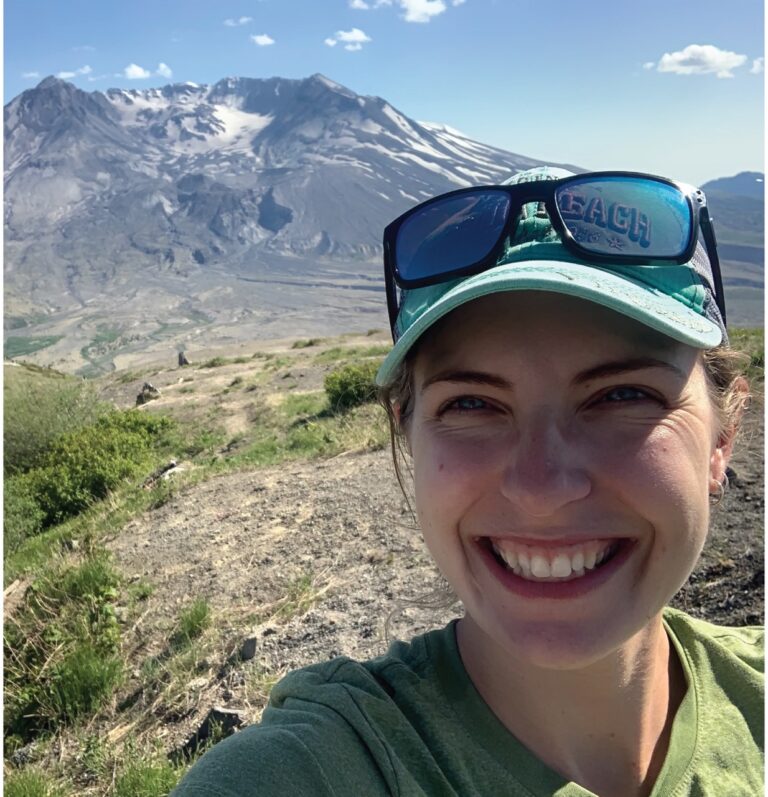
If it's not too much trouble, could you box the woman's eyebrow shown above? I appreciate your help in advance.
[420,358,687,392]
[420,369,512,391]
[573,357,687,384]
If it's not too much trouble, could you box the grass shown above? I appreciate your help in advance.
[313,344,391,365]
[4,336,64,359]
[198,356,229,368]
[4,551,123,744]
[271,570,333,621]
[4,769,67,797]
[171,598,212,648]
[728,327,764,383]
[114,756,182,797]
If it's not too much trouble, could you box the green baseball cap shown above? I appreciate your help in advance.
[376,166,726,386]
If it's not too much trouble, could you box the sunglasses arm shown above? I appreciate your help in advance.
[700,210,727,326]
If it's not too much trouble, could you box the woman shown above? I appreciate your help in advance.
[174,167,762,796]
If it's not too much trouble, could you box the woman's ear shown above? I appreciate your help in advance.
[710,376,750,485]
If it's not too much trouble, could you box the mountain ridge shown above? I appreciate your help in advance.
[3,75,763,375]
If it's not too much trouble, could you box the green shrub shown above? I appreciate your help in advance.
[28,411,172,527]
[4,368,108,476]
[4,474,45,553]
[324,361,381,412]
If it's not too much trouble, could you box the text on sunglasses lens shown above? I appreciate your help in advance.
[555,177,691,258]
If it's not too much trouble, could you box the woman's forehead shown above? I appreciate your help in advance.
[414,292,698,375]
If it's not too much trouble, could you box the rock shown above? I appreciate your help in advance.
[240,635,258,661]
[178,351,190,366]
[136,382,161,406]
[142,460,179,489]
[170,706,246,763]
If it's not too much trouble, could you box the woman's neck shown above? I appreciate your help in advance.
[456,614,687,797]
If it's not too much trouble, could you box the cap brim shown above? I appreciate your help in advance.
[375,261,723,385]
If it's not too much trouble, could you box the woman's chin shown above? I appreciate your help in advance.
[460,610,655,672]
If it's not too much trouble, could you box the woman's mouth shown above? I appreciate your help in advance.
[477,536,634,598]
[487,538,621,582]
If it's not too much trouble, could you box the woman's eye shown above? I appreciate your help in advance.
[443,396,491,413]
[599,386,653,403]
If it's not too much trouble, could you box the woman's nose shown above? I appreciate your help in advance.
[499,413,591,518]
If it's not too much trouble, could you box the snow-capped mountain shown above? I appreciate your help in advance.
[4,74,760,374]
[5,74,563,264]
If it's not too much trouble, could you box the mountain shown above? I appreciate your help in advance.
[702,171,765,201]
[5,74,567,263]
[698,172,764,327]
[2,75,762,373]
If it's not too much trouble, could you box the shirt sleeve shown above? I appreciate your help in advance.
[171,699,394,797]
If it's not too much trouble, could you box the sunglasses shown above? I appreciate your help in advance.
[383,171,725,336]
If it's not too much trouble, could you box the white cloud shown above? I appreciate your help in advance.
[642,61,655,70]
[399,0,446,22]
[224,16,253,26]
[751,56,764,74]
[22,71,41,79]
[251,33,275,46]
[337,28,371,43]
[87,73,109,82]
[56,64,92,79]
[325,27,371,50]
[349,0,457,21]
[156,62,173,78]
[648,44,747,78]
[124,63,152,79]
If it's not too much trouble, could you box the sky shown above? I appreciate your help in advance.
[3,0,765,186]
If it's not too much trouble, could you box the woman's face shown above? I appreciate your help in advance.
[408,291,733,669]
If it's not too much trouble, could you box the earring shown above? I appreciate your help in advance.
[710,473,729,506]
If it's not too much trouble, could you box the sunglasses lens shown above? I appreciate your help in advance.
[396,190,510,281]
[555,177,692,258]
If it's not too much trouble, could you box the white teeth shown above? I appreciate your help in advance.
[490,539,620,582]
[504,549,518,569]
[550,554,572,578]
[530,555,551,578]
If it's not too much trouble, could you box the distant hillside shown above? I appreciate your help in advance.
[702,171,765,200]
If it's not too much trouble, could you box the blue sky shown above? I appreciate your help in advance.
[4,0,765,185]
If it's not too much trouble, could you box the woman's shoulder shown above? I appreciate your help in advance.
[271,621,454,704]
[172,622,460,797]
[663,606,764,673]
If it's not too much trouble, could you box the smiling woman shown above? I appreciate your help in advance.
[173,167,762,797]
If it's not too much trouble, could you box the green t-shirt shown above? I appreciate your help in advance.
[173,608,763,796]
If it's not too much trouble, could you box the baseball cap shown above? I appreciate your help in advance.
[376,166,727,386]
